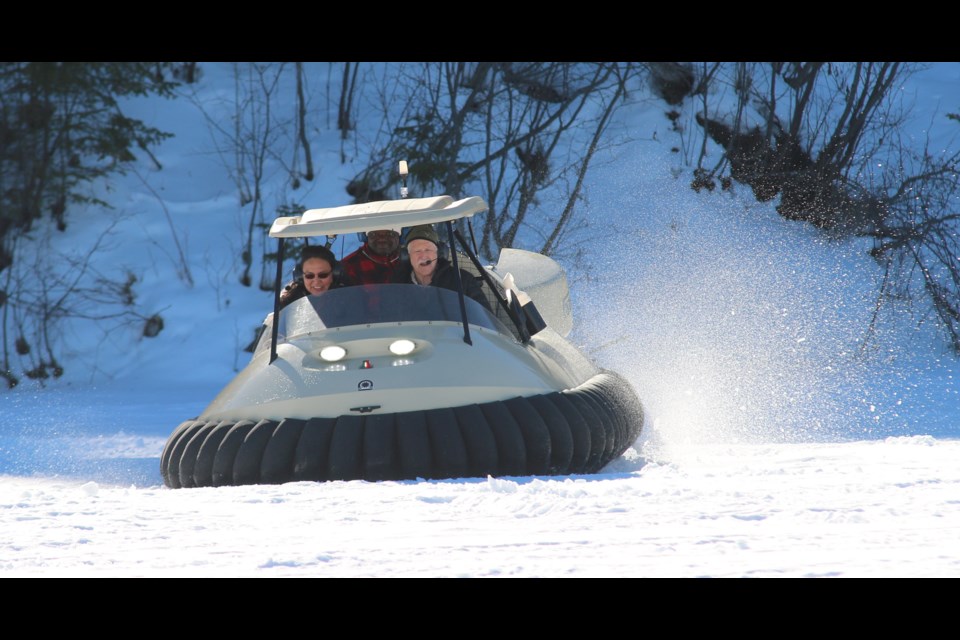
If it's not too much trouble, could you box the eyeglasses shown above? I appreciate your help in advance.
[303,271,332,280]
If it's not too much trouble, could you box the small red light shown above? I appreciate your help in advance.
[361,360,373,369]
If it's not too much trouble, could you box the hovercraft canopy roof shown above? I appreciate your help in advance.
[269,195,488,239]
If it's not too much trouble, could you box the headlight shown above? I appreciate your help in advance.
[389,339,416,355]
[319,345,347,362]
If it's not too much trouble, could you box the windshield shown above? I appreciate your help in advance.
[279,283,510,339]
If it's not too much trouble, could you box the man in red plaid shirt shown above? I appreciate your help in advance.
[341,227,403,285]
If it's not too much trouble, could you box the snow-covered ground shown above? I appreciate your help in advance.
[2,63,958,577]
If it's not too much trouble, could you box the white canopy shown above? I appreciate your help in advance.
[269,195,488,238]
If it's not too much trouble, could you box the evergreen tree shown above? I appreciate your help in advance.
[0,62,179,387]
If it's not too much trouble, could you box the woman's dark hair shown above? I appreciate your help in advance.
[293,244,342,285]
[300,244,338,269]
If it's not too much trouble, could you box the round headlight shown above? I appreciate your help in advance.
[319,345,347,362]
[389,339,416,356]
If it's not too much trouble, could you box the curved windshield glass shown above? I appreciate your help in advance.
[279,283,510,339]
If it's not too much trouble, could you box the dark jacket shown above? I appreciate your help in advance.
[391,257,491,311]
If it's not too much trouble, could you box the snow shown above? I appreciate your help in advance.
[1,62,959,577]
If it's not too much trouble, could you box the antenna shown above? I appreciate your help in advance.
[399,160,409,199]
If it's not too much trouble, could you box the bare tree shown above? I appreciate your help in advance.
[338,62,360,163]
[190,63,288,288]
[131,167,194,287]
[292,61,315,186]
[349,62,641,259]
[703,62,910,229]
[1,220,157,388]
[672,61,960,354]
[543,65,635,256]
[864,138,960,354]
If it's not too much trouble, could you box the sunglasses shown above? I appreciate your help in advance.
[303,271,332,280]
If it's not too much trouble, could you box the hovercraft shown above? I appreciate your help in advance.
[161,181,644,488]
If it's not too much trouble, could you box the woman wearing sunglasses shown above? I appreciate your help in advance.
[279,245,343,309]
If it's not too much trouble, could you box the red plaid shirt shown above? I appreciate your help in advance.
[341,244,402,285]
